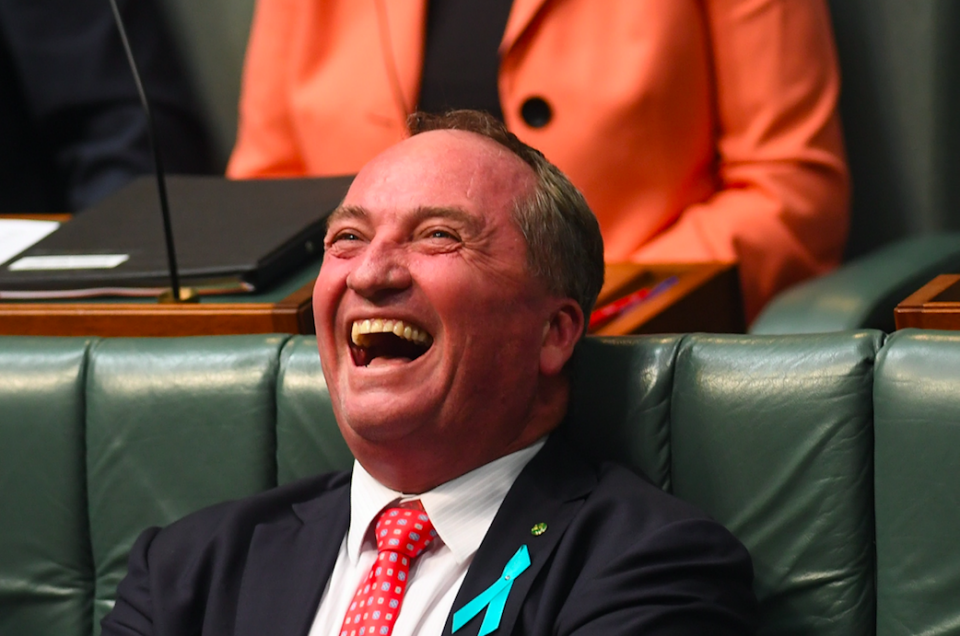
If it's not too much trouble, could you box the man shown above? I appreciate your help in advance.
[102,110,757,636]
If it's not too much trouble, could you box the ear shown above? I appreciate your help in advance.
[540,299,584,376]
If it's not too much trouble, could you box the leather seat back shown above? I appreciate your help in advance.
[85,335,290,630]
[875,330,960,636]
[0,337,93,636]
[0,331,913,636]
[669,333,881,636]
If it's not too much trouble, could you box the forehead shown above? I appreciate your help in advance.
[341,130,535,218]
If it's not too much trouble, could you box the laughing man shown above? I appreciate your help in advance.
[102,110,757,636]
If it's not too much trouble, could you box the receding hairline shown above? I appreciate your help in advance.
[329,128,537,225]
[400,127,538,181]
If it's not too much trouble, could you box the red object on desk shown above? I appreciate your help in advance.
[589,276,679,330]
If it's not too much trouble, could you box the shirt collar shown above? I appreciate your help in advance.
[347,437,546,565]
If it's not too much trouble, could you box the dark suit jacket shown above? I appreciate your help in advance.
[101,432,758,635]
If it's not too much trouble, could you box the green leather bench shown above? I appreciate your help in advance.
[2,331,958,636]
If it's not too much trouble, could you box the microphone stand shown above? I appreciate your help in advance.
[107,0,198,303]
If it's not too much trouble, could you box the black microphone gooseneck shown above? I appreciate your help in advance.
[106,0,194,303]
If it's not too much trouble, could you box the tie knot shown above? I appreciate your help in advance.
[374,506,436,558]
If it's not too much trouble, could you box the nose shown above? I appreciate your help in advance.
[346,239,413,300]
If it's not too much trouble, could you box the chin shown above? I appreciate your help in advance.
[336,406,428,446]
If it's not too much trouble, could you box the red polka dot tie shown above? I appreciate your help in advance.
[339,506,437,636]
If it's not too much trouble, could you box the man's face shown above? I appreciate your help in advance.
[313,130,576,485]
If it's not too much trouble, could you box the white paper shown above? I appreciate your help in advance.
[0,220,60,266]
[8,254,129,271]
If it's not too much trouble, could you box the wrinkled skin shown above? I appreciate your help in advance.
[313,130,583,493]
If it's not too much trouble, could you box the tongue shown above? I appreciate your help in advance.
[366,356,413,367]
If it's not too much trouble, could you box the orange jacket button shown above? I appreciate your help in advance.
[520,97,552,128]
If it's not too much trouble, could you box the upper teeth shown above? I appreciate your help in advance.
[351,319,431,346]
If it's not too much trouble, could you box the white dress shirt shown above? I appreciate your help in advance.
[308,438,546,636]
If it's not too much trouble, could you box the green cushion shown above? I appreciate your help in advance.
[85,335,289,634]
[671,332,882,636]
[0,337,95,636]
[875,329,960,636]
[276,336,352,484]
[15,328,960,636]
[566,335,682,491]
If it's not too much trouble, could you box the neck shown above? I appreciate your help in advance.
[353,377,569,493]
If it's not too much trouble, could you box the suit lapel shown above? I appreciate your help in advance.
[234,485,350,636]
[501,0,551,54]
[443,432,595,636]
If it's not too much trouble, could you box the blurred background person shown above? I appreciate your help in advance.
[0,0,216,214]
[226,0,849,322]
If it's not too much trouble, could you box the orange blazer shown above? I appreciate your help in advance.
[228,0,849,321]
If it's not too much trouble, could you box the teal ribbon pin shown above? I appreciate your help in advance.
[452,545,531,635]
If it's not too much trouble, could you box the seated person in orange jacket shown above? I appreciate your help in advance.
[227,0,849,322]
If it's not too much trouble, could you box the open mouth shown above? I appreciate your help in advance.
[349,318,433,367]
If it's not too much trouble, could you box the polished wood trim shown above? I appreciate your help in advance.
[0,279,317,337]
[0,213,72,222]
[895,274,960,330]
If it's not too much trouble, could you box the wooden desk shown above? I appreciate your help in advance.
[0,249,743,336]
[0,213,321,337]
[0,259,320,337]
[895,274,960,330]
[590,262,745,335]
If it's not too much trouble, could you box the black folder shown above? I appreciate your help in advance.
[0,175,354,298]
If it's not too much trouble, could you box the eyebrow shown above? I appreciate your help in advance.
[326,205,368,228]
[326,204,485,234]
[409,206,486,235]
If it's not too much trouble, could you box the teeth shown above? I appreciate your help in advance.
[351,319,431,346]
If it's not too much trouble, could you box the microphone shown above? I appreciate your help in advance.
[106,0,197,303]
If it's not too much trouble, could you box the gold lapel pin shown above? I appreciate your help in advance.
[530,522,547,536]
